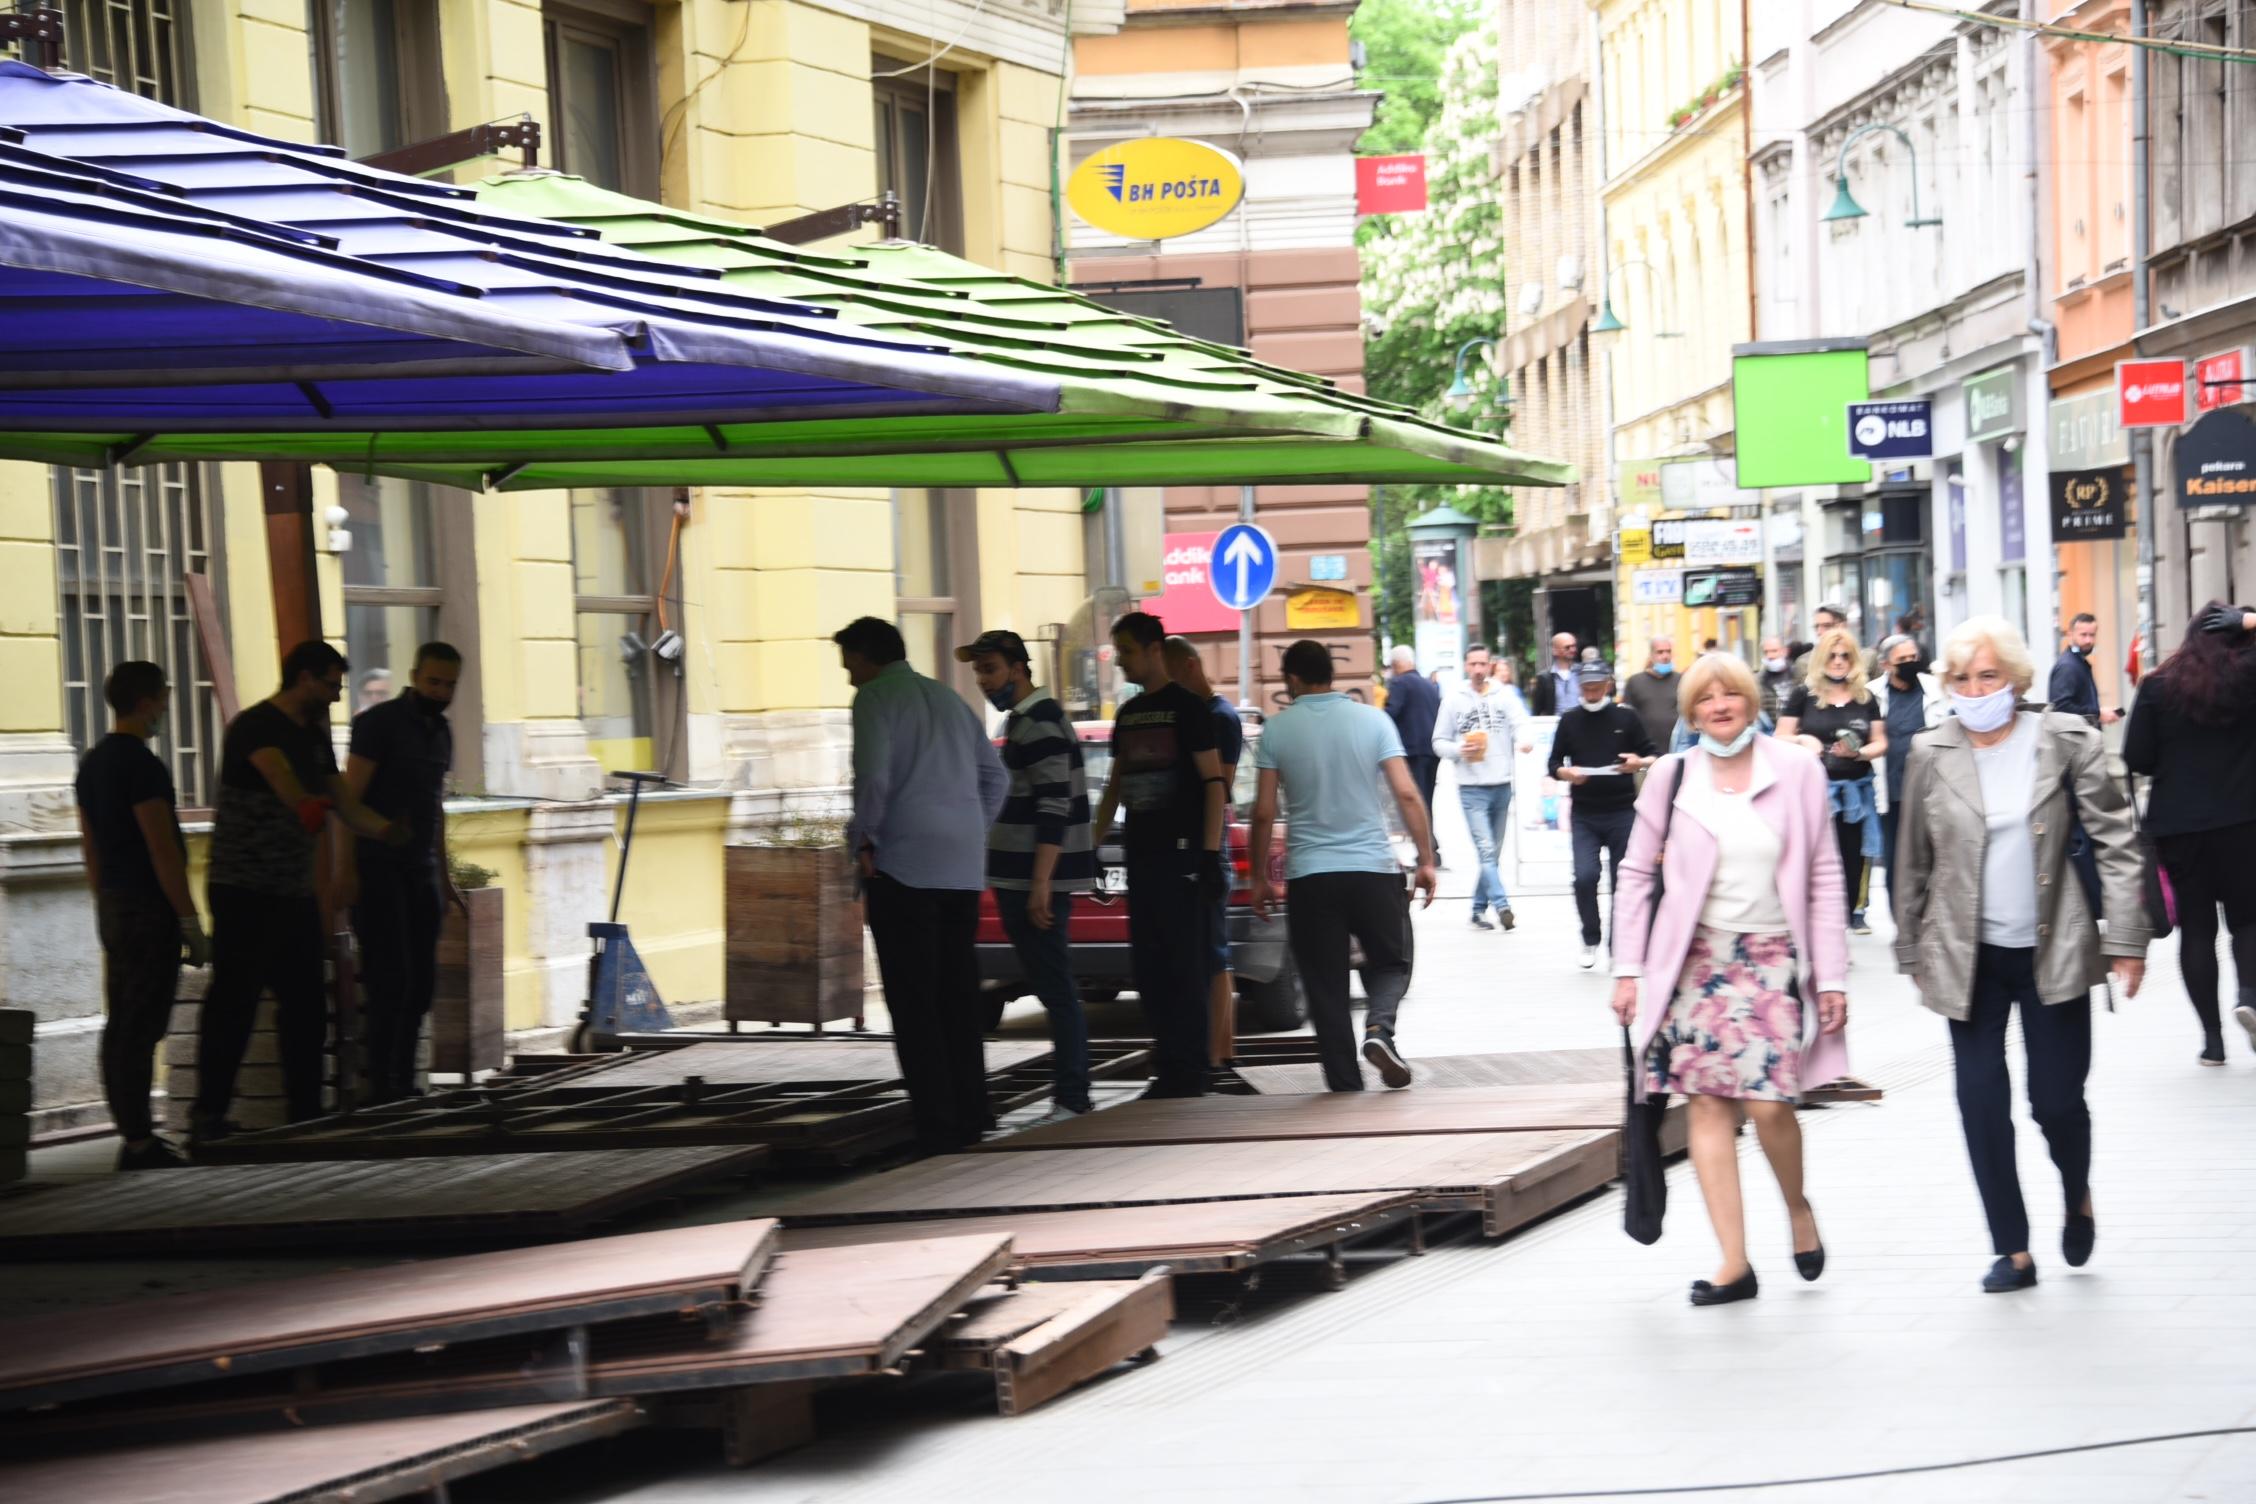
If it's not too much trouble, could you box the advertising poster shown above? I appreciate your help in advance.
[1509,716,1575,895]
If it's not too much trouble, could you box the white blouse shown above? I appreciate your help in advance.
[1680,753,1789,933]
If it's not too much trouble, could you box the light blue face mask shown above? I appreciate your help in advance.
[1699,723,1758,758]
[1652,662,1675,677]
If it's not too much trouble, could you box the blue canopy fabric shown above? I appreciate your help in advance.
[0,62,1060,430]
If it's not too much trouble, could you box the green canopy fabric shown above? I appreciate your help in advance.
[8,172,1572,490]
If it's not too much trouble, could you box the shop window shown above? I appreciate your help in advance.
[337,475,483,782]
[54,465,224,808]
[893,488,980,700]
[872,61,963,253]
[571,489,683,777]
[544,1,657,196]
[308,0,445,157]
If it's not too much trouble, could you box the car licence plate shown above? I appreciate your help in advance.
[1100,867,1128,893]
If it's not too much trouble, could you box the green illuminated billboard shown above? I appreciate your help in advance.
[1730,342,1872,488]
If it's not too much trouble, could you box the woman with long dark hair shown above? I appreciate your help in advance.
[2123,603,2256,1065]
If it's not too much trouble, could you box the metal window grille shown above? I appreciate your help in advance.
[50,0,190,103]
[54,465,223,808]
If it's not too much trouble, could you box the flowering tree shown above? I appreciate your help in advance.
[1360,17,1507,644]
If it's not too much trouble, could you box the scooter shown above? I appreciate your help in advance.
[570,770,677,1050]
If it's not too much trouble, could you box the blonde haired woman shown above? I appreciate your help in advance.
[1775,627,1887,934]
[1613,653,1849,1306]
[1894,616,2150,1293]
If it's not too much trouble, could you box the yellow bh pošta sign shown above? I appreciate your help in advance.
[1067,138,1247,241]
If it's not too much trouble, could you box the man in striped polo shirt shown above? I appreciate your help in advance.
[959,629,1096,1122]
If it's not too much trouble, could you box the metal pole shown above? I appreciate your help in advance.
[1103,486,1126,591]
[2130,0,2156,676]
[1237,484,1256,707]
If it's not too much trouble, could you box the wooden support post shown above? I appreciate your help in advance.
[717,1382,817,1467]
[260,461,322,651]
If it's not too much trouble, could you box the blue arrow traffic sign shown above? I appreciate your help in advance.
[1207,522,1279,612]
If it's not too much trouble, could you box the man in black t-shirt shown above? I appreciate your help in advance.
[1095,613,1227,1097]
[73,661,205,1170]
[1547,663,1658,966]
[1164,635,1244,1065]
[344,642,463,1103]
[196,641,406,1141]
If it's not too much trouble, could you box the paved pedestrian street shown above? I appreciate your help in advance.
[460,784,2256,1504]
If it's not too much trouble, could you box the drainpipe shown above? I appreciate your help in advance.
[2021,1,2058,638]
[2130,0,2155,673]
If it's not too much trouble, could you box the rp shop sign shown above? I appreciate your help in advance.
[2049,467,2129,540]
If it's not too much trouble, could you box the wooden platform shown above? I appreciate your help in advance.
[779,1193,1418,1277]
[980,1084,1644,1151]
[0,1221,778,1411]
[0,1147,767,1258]
[0,1400,645,1504]
[1229,1048,1623,1095]
[928,1272,1171,1415]
[777,1131,1619,1238]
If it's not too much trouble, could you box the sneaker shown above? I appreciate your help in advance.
[1026,1104,1091,1129]
[1579,944,1599,970]
[1497,907,1517,931]
[187,1114,241,1149]
[1468,912,1495,932]
[1851,913,1873,937]
[2236,1001,2256,1052]
[1362,1032,1414,1089]
[116,1137,187,1172]
[2202,1035,2227,1067]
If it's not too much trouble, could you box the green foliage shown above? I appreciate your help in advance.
[1350,0,1483,160]
[446,851,496,891]
[1359,18,1509,647]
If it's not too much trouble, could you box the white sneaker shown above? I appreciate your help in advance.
[1579,944,1599,970]
[1027,1104,1090,1128]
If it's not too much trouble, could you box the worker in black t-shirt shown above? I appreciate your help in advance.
[343,642,464,1104]
[1547,663,1659,968]
[1094,613,1227,1098]
[73,661,205,1171]
[195,641,407,1143]
[1163,634,1244,1066]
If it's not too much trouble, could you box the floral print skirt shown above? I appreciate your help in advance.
[1644,927,1806,1103]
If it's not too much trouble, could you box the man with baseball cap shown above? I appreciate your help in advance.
[1547,661,1657,968]
[959,629,1096,1122]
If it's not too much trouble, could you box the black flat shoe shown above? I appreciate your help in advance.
[1793,1206,1824,1281]
[1982,1256,2038,1293]
[2201,1035,2226,1067]
[2064,1213,2096,1268]
[1689,1268,1759,1306]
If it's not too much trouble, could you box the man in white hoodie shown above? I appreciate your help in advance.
[1432,644,1529,931]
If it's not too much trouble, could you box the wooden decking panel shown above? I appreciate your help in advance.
[0,1221,779,1411]
[980,1084,1635,1150]
[0,1400,642,1504]
[930,1272,1172,1415]
[567,1040,1050,1090]
[0,1148,766,1258]
[1231,1047,1623,1095]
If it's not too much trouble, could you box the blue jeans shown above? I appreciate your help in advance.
[992,887,1092,1112]
[1459,781,1514,915]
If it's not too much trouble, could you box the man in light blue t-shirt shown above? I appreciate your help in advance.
[1251,640,1438,1091]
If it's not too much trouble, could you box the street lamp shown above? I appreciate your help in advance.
[1822,122,1941,228]
[1589,258,1682,338]
[1446,337,1514,412]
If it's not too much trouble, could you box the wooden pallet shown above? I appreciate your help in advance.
[777,1131,1619,1239]
[980,1084,1647,1151]
[927,1272,1171,1415]
[1227,1047,1624,1095]
[0,1147,767,1259]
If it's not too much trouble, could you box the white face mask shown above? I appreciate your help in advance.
[1763,656,1787,673]
[1700,723,1757,758]
[1950,684,2017,733]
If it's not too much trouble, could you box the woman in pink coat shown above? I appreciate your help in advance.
[1610,653,1851,1306]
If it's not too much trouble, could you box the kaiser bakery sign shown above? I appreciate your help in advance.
[2176,407,2256,508]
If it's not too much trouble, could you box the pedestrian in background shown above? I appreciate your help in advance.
[1868,633,1943,903]
[1549,663,1658,968]
[1621,637,1680,754]
[1252,640,1437,1090]
[1384,644,1443,867]
[74,661,207,1170]
[197,641,406,1143]
[1788,604,1849,680]
[1434,644,1527,932]
[1893,616,2150,1293]
[1612,652,1848,1305]
[1776,627,1886,936]
[2123,602,2256,1066]
[1528,631,1580,716]
[1757,636,1795,727]
[1093,612,1228,1099]
[342,642,464,1104]
[962,628,1095,1122]
[2048,612,2123,729]
[1164,635,1244,1065]
[838,616,1009,1155]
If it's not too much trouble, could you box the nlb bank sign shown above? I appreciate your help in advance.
[1846,399,1934,461]
[1068,139,1247,241]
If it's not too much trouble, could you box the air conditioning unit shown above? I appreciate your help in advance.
[1557,254,1584,292]
[1517,283,1546,318]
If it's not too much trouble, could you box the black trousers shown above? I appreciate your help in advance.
[1948,944,2093,1257]
[1834,815,1869,924]
[865,875,990,1153]
[1570,804,1636,946]
[353,864,443,1102]
[198,883,327,1124]
[1127,863,1211,1097]
[1287,871,1412,1092]
[95,890,180,1141]
[1405,754,1441,860]
[2157,819,2256,1038]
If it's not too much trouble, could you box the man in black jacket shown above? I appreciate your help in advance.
[1527,632,1580,716]
[1383,645,1442,863]
[2047,613,2120,728]
[1547,663,1657,968]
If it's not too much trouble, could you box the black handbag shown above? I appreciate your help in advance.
[2062,769,2174,942]
[1622,757,1685,1246]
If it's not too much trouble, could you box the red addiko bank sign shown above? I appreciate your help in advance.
[1356,155,1428,216]
[1139,532,1241,635]
[2117,358,2190,428]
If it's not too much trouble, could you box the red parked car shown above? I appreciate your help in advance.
[975,720,1307,1032]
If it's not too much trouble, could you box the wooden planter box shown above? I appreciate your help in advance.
[727,846,864,1027]
[431,885,505,1076]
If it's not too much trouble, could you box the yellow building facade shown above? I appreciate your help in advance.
[0,0,1098,1120]
[1592,0,1754,669]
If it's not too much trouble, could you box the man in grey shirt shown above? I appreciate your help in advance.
[837,616,1009,1154]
